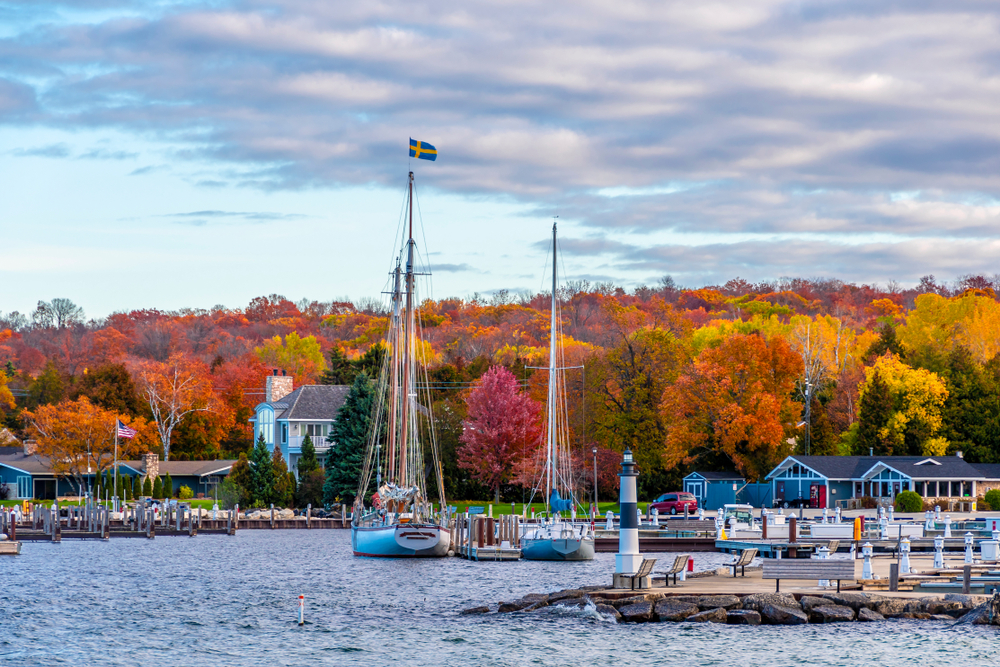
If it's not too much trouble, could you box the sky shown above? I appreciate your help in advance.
[2,0,1000,319]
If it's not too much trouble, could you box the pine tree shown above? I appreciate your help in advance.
[324,372,378,506]
[320,346,356,385]
[297,434,319,476]
[249,433,275,508]
[856,369,895,455]
[271,445,291,507]
[228,453,252,506]
[132,474,141,499]
[153,476,163,499]
[164,472,174,498]
[142,475,153,497]
[124,474,133,500]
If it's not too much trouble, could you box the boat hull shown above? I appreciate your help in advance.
[352,523,451,558]
[521,536,595,561]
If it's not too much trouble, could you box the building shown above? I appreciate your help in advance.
[765,453,1000,509]
[249,370,350,475]
[0,447,235,500]
[682,471,745,510]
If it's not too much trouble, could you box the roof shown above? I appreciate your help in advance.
[274,385,350,420]
[685,471,745,481]
[769,455,993,481]
[970,463,1000,480]
[123,460,237,477]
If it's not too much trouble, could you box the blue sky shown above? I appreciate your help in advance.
[3,1,1000,318]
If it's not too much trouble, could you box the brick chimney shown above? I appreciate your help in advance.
[144,452,160,480]
[266,369,294,402]
[23,439,37,456]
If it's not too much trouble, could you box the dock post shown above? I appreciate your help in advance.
[9,510,16,542]
[148,508,155,539]
[53,502,61,543]
[189,507,196,537]
[270,504,275,529]
[341,504,347,529]
[963,565,972,594]
[307,504,311,529]
[234,504,239,532]
[889,563,899,592]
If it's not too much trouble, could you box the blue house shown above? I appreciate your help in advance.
[682,471,745,510]
[249,371,350,476]
[765,454,1000,509]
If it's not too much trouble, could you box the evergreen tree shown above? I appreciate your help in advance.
[296,469,325,508]
[285,472,297,508]
[164,472,174,498]
[271,445,291,507]
[855,369,895,455]
[153,476,163,499]
[124,473,133,500]
[142,475,153,497]
[132,474,141,499]
[324,372,377,507]
[297,434,319,477]
[93,471,102,499]
[941,346,1000,463]
[320,346,355,385]
[228,453,253,507]
[248,433,275,508]
[864,324,906,363]
[806,396,839,456]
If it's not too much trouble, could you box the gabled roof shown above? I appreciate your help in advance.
[273,385,350,420]
[123,460,236,477]
[971,463,1000,480]
[685,471,744,481]
[769,455,989,481]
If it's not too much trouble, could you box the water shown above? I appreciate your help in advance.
[1,531,997,666]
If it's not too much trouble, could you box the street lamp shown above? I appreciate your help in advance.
[592,447,598,514]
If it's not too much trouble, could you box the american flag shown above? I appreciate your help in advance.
[116,420,137,439]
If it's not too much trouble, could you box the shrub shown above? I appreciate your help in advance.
[985,489,1000,512]
[894,490,923,512]
[859,495,878,509]
[164,473,174,498]
[142,476,152,497]
[152,476,163,499]
[178,485,194,500]
[132,475,141,499]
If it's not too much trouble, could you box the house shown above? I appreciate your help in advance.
[0,446,236,500]
[765,453,1000,509]
[682,471,745,510]
[249,370,350,475]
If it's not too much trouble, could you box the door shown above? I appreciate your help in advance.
[34,479,56,500]
[818,485,827,509]
[810,484,818,508]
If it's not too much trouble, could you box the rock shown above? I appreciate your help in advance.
[930,614,956,621]
[686,607,728,623]
[521,593,549,604]
[873,598,909,617]
[523,600,549,612]
[695,595,741,611]
[619,601,655,623]
[741,593,799,612]
[760,604,809,625]
[924,600,963,615]
[820,592,876,611]
[809,605,855,623]
[856,608,885,622]
[954,598,1000,626]
[943,594,989,608]
[888,612,931,620]
[552,598,587,609]
[498,600,531,613]
[548,589,584,603]
[277,508,295,519]
[726,610,761,625]
[798,596,830,612]
[460,606,490,615]
[595,604,621,621]
[654,601,701,622]
[610,595,649,609]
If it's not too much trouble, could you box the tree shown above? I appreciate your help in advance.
[271,445,293,507]
[73,363,144,417]
[255,332,326,382]
[661,333,802,482]
[132,474,141,498]
[22,397,154,495]
[248,433,274,508]
[48,298,85,329]
[297,434,319,477]
[164,472,174,498]
[152,475,163,499]
[227,453,253,507]
[131,354,214,460]
[296,469,326,508]
[26,361,65,408]
[324,372,377,507]
[458,365,542,502]
[939,346,1000,463]
[320,346,355,385]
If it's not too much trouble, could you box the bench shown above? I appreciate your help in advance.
[653,554,691,587]
[628,558,657,590]
[728,548,758,577]
[762,559,856,593]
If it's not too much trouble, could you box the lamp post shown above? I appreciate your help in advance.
[804,381,812,456]
[592,447,598,512]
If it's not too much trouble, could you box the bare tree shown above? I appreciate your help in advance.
[132,356,213,460]
[31,301,54,329]
[47,298,85,328]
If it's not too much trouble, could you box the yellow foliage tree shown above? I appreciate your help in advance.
[255,332,327,381]
[859,354,949,456]
[898,292,1000,368]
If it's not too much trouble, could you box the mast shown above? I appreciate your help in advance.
[387,261,402,483]
[399,171,415,487]
[547,221,558,506]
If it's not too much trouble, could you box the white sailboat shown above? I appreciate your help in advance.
[351,171,451,558]
[520,222,595,561]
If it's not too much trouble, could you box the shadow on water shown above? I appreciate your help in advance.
[1,530,996,666]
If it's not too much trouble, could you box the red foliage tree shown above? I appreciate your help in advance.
[458,365,542,502]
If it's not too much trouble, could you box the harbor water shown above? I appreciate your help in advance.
[1,530,996,666]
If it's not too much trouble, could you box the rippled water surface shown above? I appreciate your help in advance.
[1,530,997,666]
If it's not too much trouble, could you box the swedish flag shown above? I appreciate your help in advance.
[409,138,437,161]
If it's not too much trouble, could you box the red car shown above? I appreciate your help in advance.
[650,492,698,515]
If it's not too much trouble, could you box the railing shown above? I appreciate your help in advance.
[283,435,332,452]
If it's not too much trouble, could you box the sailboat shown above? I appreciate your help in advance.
[520,222,596,561]
[351,171,451,558]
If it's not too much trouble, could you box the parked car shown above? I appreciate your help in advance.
[650,492,698,515]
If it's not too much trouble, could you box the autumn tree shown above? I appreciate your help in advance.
[72,363,144,416]
[661,333,802,482]
[458,365,542,502]
[22,397,155,495]
[131,354,214,460]
[255,332,326,382]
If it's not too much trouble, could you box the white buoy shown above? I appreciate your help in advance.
[862,542,874,580]
[651,506,659,528]
[934,505,941,521]
[933,535,944,569]
[298,594,304,626]
[965,532,975,564]
[614,449,642,580]
[900,536,912,574]
[944,515,952,538]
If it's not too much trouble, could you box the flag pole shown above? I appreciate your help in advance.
[114,418,119,513]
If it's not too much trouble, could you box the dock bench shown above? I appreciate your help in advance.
[762,559,856,592]
[653,554,691,587]
[628,558,657,590]
[728,548,758,577]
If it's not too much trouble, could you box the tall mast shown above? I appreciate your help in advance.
[387,261,402,483]
[399,171,415,486]
[547,221,558,505]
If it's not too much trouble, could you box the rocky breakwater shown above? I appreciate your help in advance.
[462,590,1000,627]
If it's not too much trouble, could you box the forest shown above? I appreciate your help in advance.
[4,271,1000,502]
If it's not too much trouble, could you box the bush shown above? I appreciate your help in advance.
[164,473,173,498]
[894,490,923,512]
[859,495,878,509]
[152,476,163,499]
[142,476,152,497]
[178,485,194,500]
[985,489,1000,511]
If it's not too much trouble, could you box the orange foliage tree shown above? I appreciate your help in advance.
[130,354,215,460]
[661,333,802,481]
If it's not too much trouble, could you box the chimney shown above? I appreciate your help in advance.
[266,373,294,402]
[23,439,37,456]
[956,451,964,459]
[144,452,160,480]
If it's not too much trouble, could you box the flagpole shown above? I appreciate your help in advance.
[114,418,118,512]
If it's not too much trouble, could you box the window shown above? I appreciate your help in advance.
[306,423,327,438]
[281,423,288,445]
[259,408,274,445]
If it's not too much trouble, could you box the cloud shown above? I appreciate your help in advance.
[10,142,70,157]
[160,210,311,225]
[428,262,474,273]
[78,148,138,160]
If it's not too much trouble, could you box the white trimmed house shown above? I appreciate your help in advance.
[249,371,350,476]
